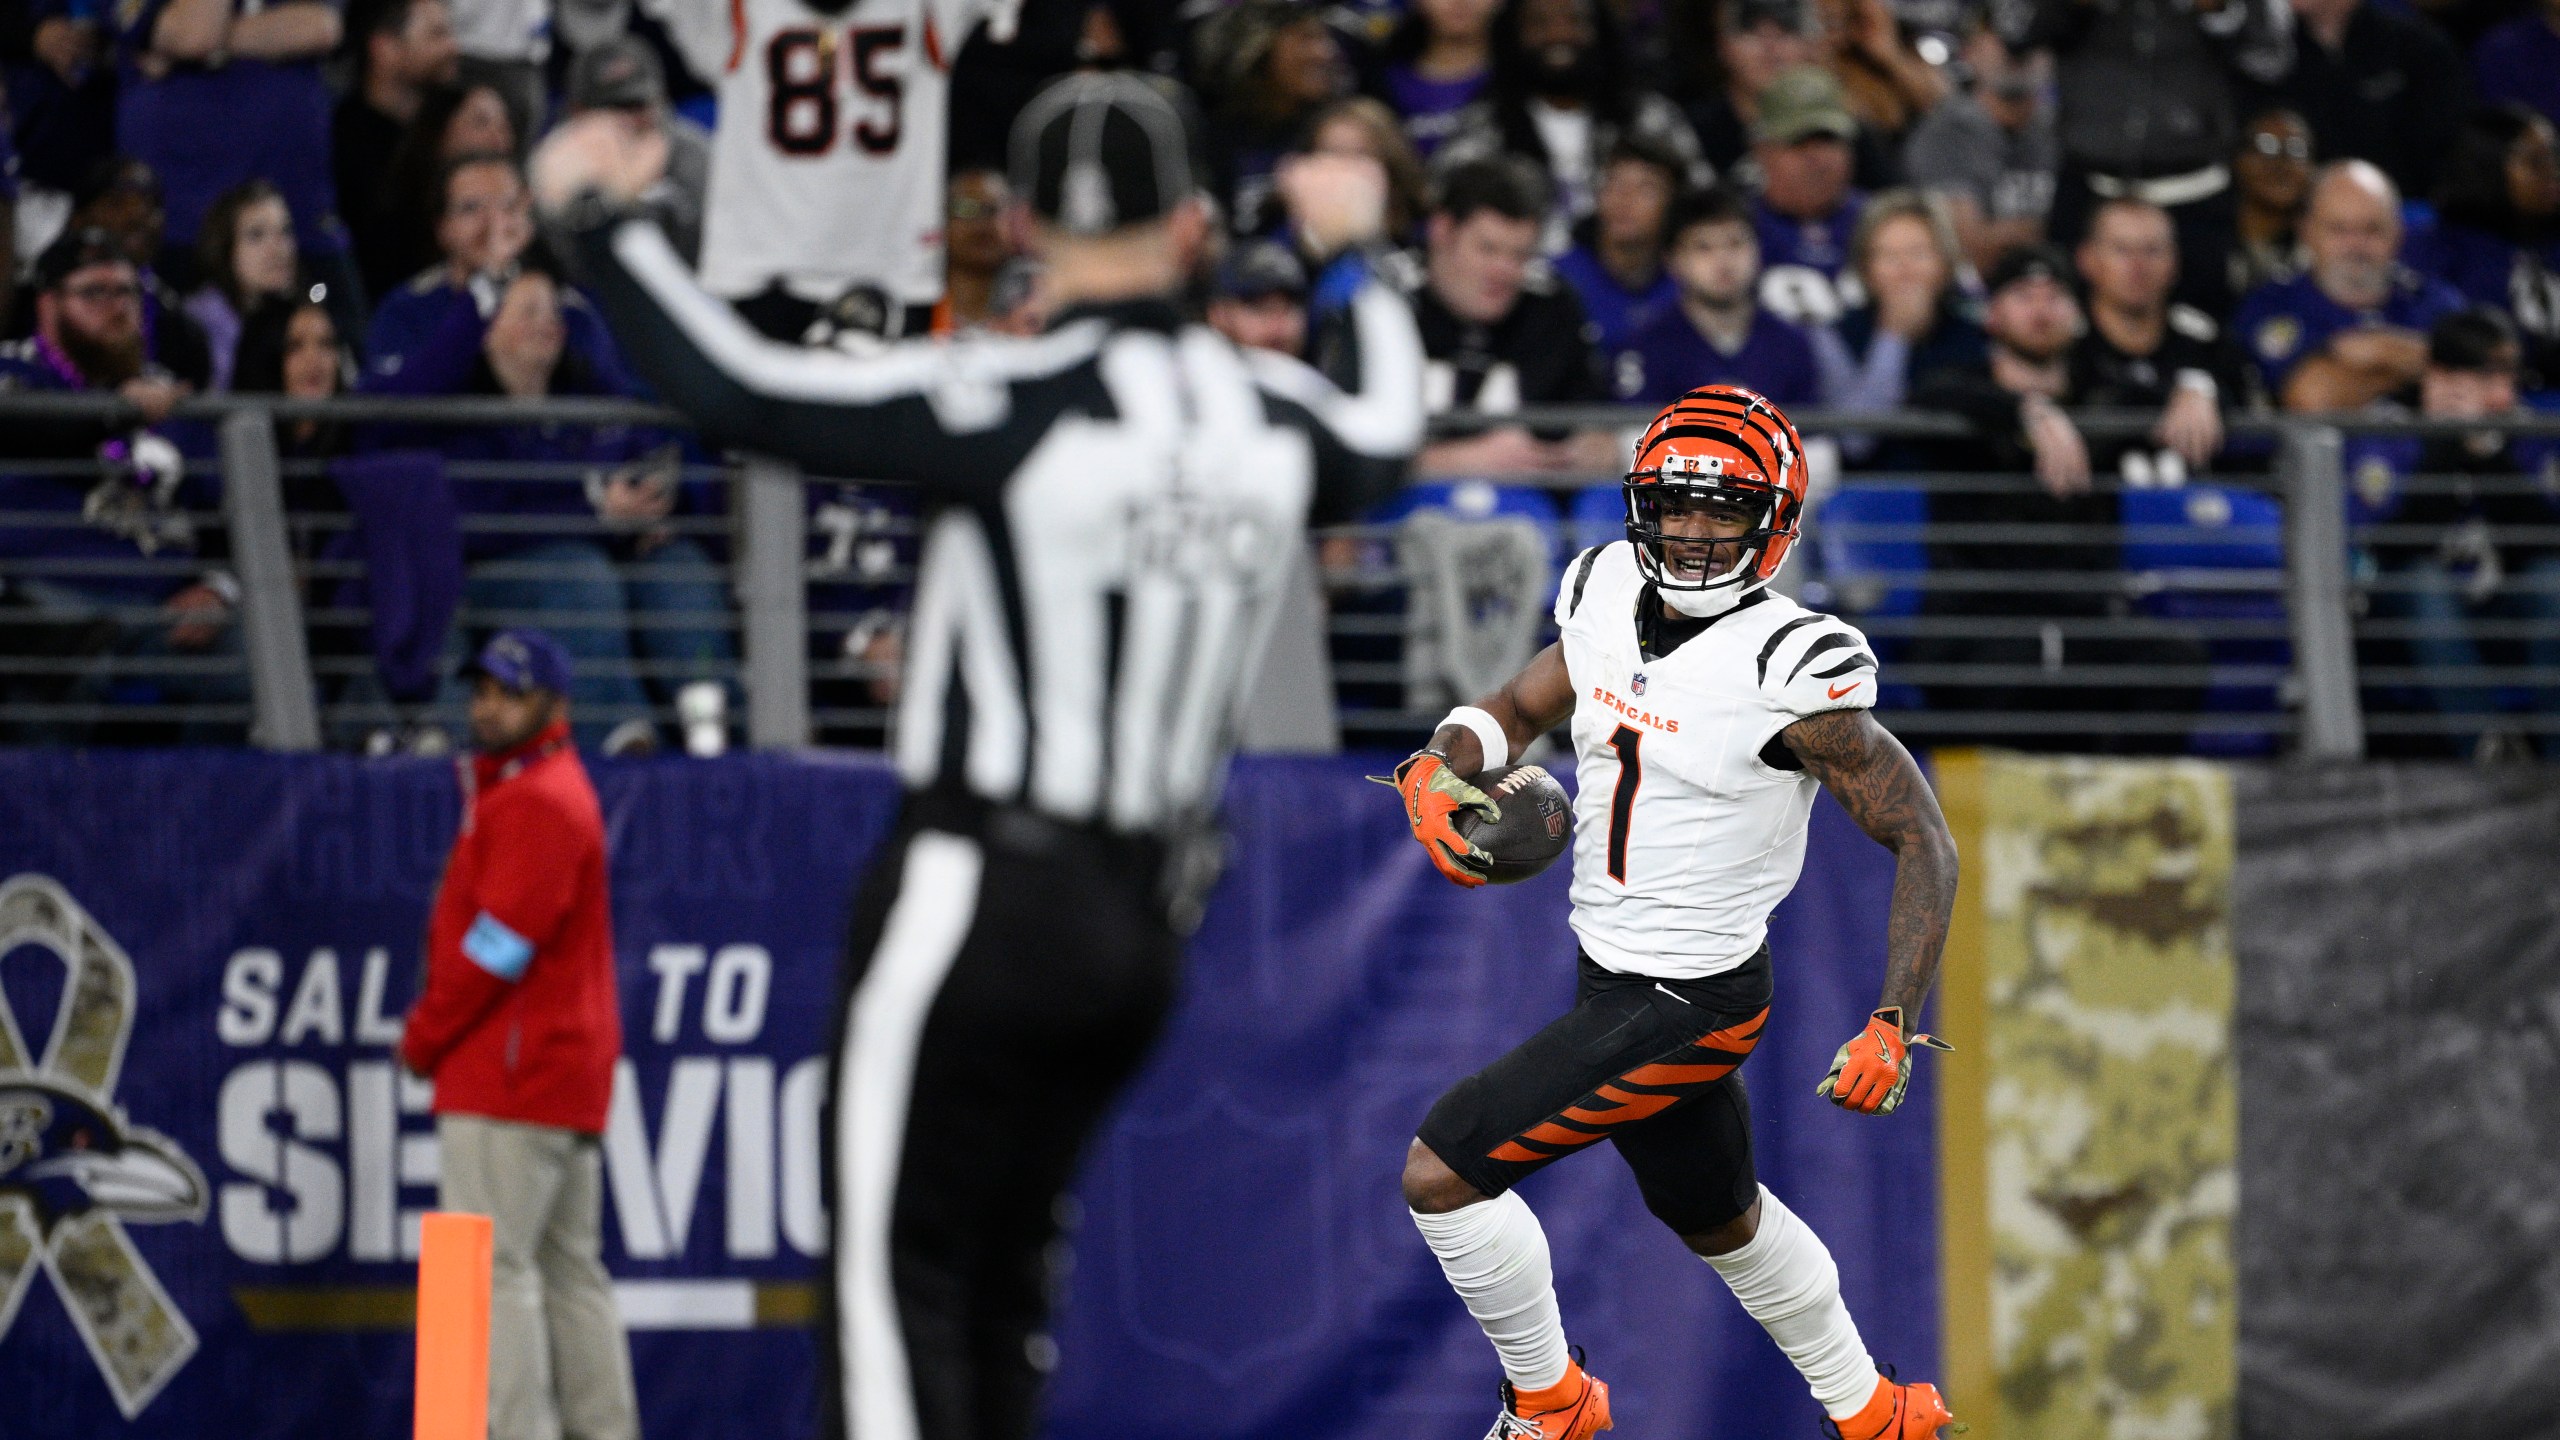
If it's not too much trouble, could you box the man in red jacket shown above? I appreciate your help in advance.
[401,628,636,1440]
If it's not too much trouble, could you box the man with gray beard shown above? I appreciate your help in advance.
[2234,160,2467,412]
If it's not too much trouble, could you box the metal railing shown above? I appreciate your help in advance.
[0,427,257,743]
[4,393,2557,761]
[2344,463,2560,756]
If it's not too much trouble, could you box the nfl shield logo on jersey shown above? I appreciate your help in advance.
[1631,672,1648,696]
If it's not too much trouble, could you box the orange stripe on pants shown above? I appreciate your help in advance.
[1561,1088,1684,1126]
[1487,1005,1772,1166]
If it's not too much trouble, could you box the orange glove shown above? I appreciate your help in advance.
[1818,1007,1954,1115]
[1390,751,1500,887]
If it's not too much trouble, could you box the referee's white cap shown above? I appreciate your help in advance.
[1008,72,1207,237]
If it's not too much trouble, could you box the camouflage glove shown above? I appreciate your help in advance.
[1387,750,1500,887]
[1818,1007,1954,1115]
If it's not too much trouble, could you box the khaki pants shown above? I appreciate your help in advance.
[438,1114,639,1440]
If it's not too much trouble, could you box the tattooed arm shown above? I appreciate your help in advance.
[1781,709,1958,1034]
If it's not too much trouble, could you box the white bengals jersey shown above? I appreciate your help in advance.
[1553,543,1877,980]
[698,0,1019,304]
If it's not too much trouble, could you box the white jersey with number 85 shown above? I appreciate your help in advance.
[1550,542,1877,980]
[698,0,1020,305]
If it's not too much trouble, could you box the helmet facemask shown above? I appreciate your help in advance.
[1624,466,1789,618]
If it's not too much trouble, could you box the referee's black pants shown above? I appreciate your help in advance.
[817,800,1182,1440]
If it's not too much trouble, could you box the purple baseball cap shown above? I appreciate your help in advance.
[463,629,574,695]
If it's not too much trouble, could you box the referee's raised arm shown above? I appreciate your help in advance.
[529,103,1424,504]
[534,138,1092,490]
[1242,252,1430,523]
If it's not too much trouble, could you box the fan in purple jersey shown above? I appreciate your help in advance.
[2411,105,2560,391]
[1746,65,1868,326]
[1615,186,1818,407]
[56,156,213,390]
[2345,308,2560,759]
[2474,0,2560,138]
[1377,0,1497,160]
[365,154,536,376]
[184,180,303,392]
[378,260,728,754]
[8,0,117,192]
[0,229,242,741]
[2233,160,2464,412]
[1550,135,1686,355]
[104,0,346,267]
[1197,0,1352,240]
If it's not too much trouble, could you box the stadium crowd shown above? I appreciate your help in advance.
[1,0,2557,755]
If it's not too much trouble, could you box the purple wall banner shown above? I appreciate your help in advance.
[0,750,1934,1440]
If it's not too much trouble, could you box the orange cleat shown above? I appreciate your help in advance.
[1823,1373,1964,1440]
[1486,1352,1613,1440]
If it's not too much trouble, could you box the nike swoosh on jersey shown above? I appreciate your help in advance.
[1827,681,1860,699]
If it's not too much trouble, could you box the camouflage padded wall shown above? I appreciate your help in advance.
[1936,752,2240,1440]
[2232,765,2560,1439]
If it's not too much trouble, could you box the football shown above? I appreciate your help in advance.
[1454,764,1574,884]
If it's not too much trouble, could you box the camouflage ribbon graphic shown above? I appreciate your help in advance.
[0,874,207,1418]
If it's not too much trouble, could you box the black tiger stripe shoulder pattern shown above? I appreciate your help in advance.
[1565,546,1605,618]
[1754,615,1824,685]
[1757,614,1876,690]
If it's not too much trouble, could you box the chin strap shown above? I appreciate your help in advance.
[1658,576,1762,619]
[1641,532,1775,618]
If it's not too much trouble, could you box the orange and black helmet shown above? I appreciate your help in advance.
[1622,383,1808,598]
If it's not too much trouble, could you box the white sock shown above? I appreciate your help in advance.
[1702,1186,1878,1419]
[1411,1190,1571,1391]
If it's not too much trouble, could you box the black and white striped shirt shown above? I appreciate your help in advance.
[568,211,1426,835]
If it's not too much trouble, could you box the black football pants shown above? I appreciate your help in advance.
[817,805,1182,1440]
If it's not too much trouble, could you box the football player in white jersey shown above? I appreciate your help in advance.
[697,0,1020,338]
[1389,385,1963,1440]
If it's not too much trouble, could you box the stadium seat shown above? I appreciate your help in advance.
[1371,480,1567,568]
[1568,483,1622,555]
[1804,484,1927,709]
[1810,483,1928,622]
[2120,485,2291,756]
[1368,479,1561,528]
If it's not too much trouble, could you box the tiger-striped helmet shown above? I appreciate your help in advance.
[1622,384,1808,615]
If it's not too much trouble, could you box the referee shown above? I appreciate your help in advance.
[530,74,1425,1440]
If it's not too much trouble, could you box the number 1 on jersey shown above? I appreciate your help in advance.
[1606,725,1642,882]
